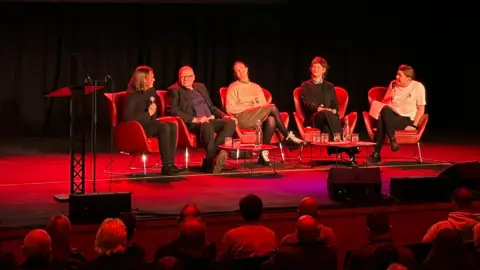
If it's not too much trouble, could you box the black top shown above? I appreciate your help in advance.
[167,82,225,124]
[299,79,339,123]
[123,88,157,126]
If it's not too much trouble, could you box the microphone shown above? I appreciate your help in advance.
[391,81,396,102]
[150,96,155,104]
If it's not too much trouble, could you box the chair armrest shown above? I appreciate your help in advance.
[279,112,290,130]
[173,116,196,148]
[293,112,307,140]
[114,121,149,153]
[362,111,375,141]
[415,114,429,141]
[342,112,358,132]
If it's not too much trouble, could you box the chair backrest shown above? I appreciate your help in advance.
[293,86,350,120]
[334,86,348,119]
[156,90,168,117]
[293,87,304,120]
[219,87,273,111]
[104,91,127,128]
[368,86,388,105]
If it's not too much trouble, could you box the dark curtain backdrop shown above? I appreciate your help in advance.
[0,3,477,139]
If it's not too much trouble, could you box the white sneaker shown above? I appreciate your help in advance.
[286,131,305,145]
[260,150,270,162]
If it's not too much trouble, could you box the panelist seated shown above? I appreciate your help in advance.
[123,66,180,175]
[300,56,359,166]
[225,61,306,167]
[367,64,426,163]
[168,66,236,174]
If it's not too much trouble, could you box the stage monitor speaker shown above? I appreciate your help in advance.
[438,161,480,192]
[68,192,132,224]
[327,167,382,201]
[390,177,455,202]
[437,162,480,180]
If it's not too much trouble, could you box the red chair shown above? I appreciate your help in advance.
[293,87,358,142]
[219,87,290,161]
[104,91,178,170]
[362,86,429,163]
[157,90,199,168]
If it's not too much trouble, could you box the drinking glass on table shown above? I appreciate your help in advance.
[334,133,341,142]
[225,137,233,147]
[233,138,241,148]
[321,133,329,142]
[351,133,359,142]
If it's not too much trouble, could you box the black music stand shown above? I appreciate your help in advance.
[45,84,104,202]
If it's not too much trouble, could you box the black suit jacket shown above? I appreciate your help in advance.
[167,82,225,124]
[300,79,339,124]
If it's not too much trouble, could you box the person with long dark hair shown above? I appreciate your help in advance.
[124,66,180,175]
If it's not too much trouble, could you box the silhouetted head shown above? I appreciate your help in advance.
[239,194,263,223]
[298,197,319,219]
[296,215,319,243]
[178,203,201,223]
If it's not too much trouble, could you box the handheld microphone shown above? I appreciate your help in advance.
[150,96,155,104]
[391,81,396,102]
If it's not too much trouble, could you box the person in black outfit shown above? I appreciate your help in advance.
[124,66,180,175]
[168,66,236,173]
[300,57,359,166]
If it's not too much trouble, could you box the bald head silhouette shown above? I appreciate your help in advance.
[180,217,207,247]
[23,229,51,259]
[296,215,319,243]
[298,197,319,219]
[179,203,201,223]
[453,187,473,210]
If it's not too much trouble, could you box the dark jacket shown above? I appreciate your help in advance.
[299,79,339,124]
[167,82,225,124]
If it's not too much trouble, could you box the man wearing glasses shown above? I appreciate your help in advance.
[168,66,236,173]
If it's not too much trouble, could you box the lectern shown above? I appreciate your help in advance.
[45,84,104,201]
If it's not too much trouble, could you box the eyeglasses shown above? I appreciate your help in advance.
[180,75,194,79]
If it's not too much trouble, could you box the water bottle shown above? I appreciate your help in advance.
[343,118,350,142]
[254,120,263,149]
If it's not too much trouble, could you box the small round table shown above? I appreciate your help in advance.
[218,144,279,175]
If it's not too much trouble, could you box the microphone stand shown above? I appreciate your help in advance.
[105,73,114,192]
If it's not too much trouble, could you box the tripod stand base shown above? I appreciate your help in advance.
[53,194,70,202]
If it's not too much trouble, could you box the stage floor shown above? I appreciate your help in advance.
[0,141,479,229]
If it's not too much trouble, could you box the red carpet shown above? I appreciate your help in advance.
[0,142,478,229]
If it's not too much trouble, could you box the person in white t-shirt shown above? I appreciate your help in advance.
[367,64,426,163]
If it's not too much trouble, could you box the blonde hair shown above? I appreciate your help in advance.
[94,218,127,256]
[128,66,153,92]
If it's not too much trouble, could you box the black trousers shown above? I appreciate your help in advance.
[144,121,177,166]
[310,110,342,139]
[374,106,413,153]
[189,119,236,160]
[309,110,353,155]
[262,106,289,144]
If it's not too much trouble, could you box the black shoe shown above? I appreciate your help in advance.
[367,152,382,163]
[390,137,400,152]
[201,159,213,173]
[168,164,182,173]
[346,151,358,167]
[390,141,400,152]
[161,164,181,175]
[257,150,273,167]
[212,150,228,174]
